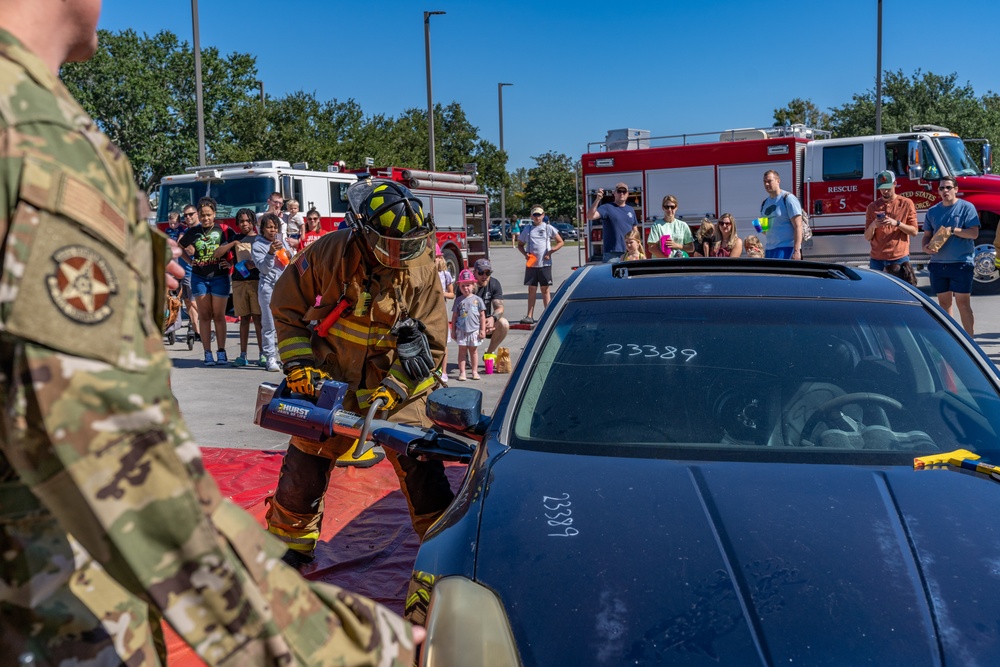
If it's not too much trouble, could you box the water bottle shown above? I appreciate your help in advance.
[660,234,672,257]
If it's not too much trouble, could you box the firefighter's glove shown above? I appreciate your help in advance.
[370,383,404,412]
[285,363,331,398]
[393,318,434,382]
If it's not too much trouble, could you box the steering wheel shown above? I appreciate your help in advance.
[800,392,903,445]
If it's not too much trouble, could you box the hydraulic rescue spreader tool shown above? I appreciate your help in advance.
[253,379,472,462]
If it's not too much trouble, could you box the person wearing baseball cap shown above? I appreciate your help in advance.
[472,258,509,357]
[588,182,640,262]
[864,169,918,282]
[518,205,564,324]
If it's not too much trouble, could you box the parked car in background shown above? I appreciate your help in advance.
[553,221,579,240]
[371,258,1000,666]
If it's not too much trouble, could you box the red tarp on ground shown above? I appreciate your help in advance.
[164,447,466,666]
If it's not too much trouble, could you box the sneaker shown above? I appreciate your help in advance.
[265,358,281,372]
[232,355,249,367]
[203,351,215,366]
[259,355,268,367]
[280,549,315,569]
[216,350,228,365]
[520,317,535,325]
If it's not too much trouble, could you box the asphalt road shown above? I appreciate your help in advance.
[168,243,1000,450]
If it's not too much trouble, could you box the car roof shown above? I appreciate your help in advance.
[565,259,926,302]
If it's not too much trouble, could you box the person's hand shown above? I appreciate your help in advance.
[219,260,230,271]
[596,188,605,199]
[165,239,185,290]
[370,384,402,411]
[792,249,802,260]
[393,318,434,381]
[285,364,332,398]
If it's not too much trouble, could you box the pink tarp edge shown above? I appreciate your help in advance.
[165,447,466,666]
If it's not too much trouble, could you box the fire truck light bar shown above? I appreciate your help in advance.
[595,158,615,167]
[196,169,223,181]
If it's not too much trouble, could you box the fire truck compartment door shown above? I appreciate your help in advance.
[719,161,793,235]
[426,195,464,231]
[646,166,716,221]
[585,173,642,198]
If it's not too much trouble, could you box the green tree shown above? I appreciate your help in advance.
[828,70,995,143]
[773,97,831,129]
[62,29,263,191]
[504,166,529,221]
[523,152,576,221]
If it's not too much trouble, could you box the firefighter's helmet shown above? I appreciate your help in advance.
[345,179,434,268]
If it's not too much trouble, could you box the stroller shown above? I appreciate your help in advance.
[163,290,195,349]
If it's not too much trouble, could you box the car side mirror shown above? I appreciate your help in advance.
[983,143,993,174]
[428,387,490,436]
[907,141,923,180]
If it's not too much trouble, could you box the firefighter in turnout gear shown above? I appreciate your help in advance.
[265,179,453,567]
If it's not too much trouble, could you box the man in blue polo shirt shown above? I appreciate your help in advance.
[588,181,641,262]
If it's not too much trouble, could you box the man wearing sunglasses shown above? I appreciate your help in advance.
[922,176,980,334]
[761,170,804,260]
[588,181,640,262]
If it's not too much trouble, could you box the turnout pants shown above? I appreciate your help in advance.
[265,400,455,555]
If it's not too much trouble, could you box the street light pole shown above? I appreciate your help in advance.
[191,0,206,166]
[424,11,445,172]
[875,0,883,135]
[257,80,265,106]
[498,82,513,237]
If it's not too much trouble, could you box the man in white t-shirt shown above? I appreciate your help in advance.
[517,205,564,324]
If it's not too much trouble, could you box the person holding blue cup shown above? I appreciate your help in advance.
[213,208,263,366]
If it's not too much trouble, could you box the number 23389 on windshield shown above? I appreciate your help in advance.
[604,343,697,361]
[543,494,578,537]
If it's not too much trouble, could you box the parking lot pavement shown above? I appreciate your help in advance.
[167,246,1000,450]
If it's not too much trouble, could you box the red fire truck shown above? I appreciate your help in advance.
[582,124,1000,290]
[154,161,489,275]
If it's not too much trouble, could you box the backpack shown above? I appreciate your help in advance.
[761,193,812,242]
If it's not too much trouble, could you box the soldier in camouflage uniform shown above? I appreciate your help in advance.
[0,1,420,665]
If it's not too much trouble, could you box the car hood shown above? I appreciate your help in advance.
[474,449,1000,666]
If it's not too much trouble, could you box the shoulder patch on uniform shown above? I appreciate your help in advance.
[45,245,119,324]
[20,158,128,254]
[295,254,309,275]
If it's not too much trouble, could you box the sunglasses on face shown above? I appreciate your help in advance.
[307,217,321,222]
[476,270,491,276]
[664,205,676,210]
[184,212,197,217]
[939,185,955,191]
[616,189,628,194]
[531,213,543,217]
[720,221,732,225]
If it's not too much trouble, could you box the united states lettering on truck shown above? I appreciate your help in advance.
[581,123,1000,289]
[154,161,490,278]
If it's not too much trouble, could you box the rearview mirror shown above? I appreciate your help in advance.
[907,141,923,180]
[427,387,490,436]
[983,143,993,174]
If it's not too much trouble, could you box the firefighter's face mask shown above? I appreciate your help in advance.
[347,179,434,269]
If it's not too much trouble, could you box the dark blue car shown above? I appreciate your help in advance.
[374,259,1000,666]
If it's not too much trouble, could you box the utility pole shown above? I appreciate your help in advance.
[191,0,206,166]
[498,82,513,236]
[875,0,883,135]
[424,11,446,171]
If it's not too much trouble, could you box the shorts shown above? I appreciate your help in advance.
[232,279,261,316]
[524,265,553,286]
[869,256,910,270]
[191,273,231,298]
[765,247,795,259]
[454,330,482,347]
[929,261,974,295]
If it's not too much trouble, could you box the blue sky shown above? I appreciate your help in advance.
[99,0,1000,173]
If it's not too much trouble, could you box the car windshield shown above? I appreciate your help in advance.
[158,176,276,221]
[511,298,1000,463]
[935,137,982,177]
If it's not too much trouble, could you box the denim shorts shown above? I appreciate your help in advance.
[928,262,974,295]
[765,247,795,259]
[869,256,910,271]
[191,273,231,298]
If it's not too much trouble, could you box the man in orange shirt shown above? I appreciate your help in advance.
[864,170,918,278]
